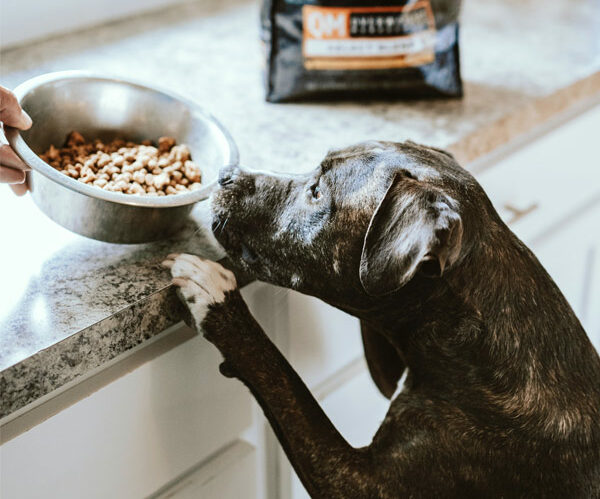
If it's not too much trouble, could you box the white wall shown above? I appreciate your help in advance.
[0,0,189,50]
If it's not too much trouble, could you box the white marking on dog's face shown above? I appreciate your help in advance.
[162,253,237,326]
[332,259,341,274]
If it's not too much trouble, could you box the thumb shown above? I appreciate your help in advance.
[0,88,33,130]
[2,108,33,130]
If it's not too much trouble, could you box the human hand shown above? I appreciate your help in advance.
[1,85,33,196]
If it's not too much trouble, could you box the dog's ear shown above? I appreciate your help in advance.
[361,320,405,399]
[359,174,463,296]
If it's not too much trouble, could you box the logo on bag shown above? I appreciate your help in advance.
[305,11,347,39]
[302,3,436,71]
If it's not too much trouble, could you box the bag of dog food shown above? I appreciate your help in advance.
[260,0,463,102]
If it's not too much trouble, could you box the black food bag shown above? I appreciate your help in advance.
[261,0,463,102]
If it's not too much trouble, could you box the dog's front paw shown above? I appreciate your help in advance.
[162,253,237,327]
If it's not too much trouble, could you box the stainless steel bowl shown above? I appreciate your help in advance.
[6,71,238,244]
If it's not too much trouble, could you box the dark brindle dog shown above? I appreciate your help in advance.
[163,141,600,498]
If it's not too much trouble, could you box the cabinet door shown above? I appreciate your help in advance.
[287,291,363,389]
[476,105,600,245]
[0,326,253,499]
[290,363,390,499]
[531,205,600,352]
[151,440,256,499]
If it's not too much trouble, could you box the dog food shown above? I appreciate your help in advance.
[261,0,462,102]
[40,131,203,196]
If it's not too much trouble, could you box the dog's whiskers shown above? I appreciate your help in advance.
[220,216,230,233]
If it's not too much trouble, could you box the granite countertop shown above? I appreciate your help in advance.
[1,0,599,422]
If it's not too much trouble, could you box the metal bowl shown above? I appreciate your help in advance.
[6,71,238,244]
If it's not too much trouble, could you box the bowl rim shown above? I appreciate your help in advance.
[5,70,239,208]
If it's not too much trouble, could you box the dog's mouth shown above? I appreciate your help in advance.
[240,242,259,264]
[211,212,260,267]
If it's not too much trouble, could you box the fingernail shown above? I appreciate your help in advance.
[11,172,27,184]
[10,182,29,196]
[18,110,33,130]
[1,166,27,184]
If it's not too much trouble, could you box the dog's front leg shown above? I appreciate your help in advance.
[163,254,377,498]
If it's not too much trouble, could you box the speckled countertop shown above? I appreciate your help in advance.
[1,0,599,421]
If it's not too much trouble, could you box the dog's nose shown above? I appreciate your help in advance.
[218,164,241,187]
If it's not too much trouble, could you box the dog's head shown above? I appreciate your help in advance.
[211,141,483,305]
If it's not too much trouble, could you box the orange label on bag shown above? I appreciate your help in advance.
[302,2,436,70]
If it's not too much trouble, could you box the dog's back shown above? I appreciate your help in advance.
[367,194,600,498]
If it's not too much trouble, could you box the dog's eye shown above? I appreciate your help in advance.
[309,181,322,200]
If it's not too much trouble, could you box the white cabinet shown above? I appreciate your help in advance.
[533,206,600,351]
[0,326,254,499]
[151,440,256,499]
[476,105,600,246]
[290,365,389,499]
[287,292,363,389]
[1,282,274,499]
[318,364,390,449]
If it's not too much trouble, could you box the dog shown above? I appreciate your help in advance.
[163,140,600,498]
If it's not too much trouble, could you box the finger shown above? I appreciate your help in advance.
[10,182,28,196]
[0,87,32,130]
[162,259,175,268]
[0,145,30,170]
[0,165,26,184]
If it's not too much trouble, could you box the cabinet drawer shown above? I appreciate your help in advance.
[0,325,252,499]
[477,105,600,245]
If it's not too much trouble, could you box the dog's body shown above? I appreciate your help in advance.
[164,141,600,498]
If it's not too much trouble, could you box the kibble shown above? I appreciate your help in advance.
[40,131,203,196]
